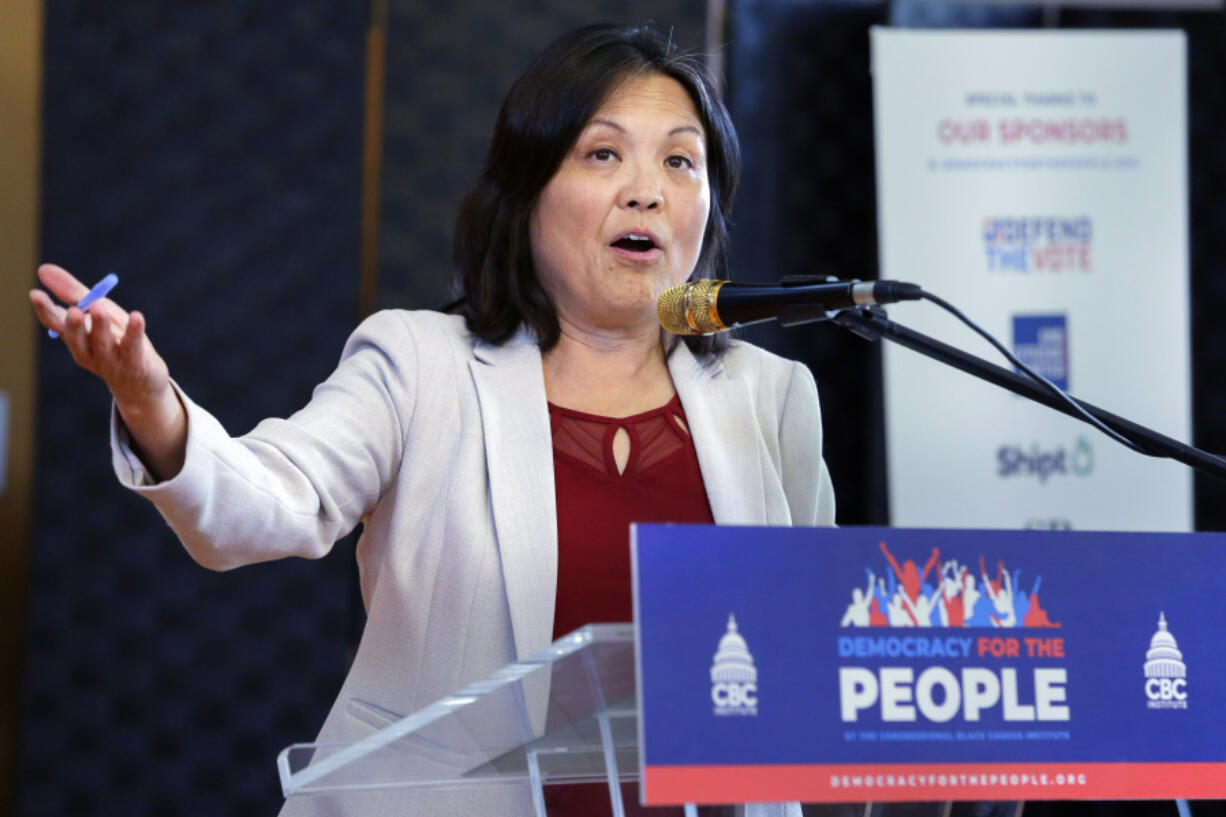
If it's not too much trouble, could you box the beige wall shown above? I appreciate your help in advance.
[0,0,42,807]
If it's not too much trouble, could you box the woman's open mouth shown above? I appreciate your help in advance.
[609,232,661,260]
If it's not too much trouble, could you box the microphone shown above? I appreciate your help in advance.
[657,278,923,335]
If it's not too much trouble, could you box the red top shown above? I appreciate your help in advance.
[549,393,715,640]
[545,393,713,817]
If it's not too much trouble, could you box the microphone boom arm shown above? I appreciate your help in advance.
[830,305,1226,482]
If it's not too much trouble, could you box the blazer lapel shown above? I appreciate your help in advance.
[470,331,558,661]
[670,343,768,524]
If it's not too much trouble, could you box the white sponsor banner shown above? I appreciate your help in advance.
[871,29,1191,532]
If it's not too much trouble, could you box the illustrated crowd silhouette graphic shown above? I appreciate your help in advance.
[840,542,1061,628]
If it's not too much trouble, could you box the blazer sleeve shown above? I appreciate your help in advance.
[779,359,837,527]
[110,310,418,570]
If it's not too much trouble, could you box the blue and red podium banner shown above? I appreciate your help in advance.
[631,526,1226,804]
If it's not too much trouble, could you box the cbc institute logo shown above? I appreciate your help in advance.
[711,614,758,716]
[1143,613,1187,709]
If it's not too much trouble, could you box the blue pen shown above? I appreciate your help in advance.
[48,273,119,338]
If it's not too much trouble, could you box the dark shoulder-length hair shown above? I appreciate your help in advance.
[452,23,741,360]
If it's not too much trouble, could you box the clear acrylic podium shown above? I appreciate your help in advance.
[277,624,707,817]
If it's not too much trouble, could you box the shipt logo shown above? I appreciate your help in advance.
[982,216,1092,273]
[997,436,1094,484]
[1143,613,1188,709]
[1012,314,1069,391]
[711,614,758,716]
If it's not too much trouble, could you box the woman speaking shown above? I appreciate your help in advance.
[30,23,835,817]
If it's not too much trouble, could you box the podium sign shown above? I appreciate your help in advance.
[632,524,1226,805]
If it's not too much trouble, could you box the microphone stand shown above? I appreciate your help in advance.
[825,305,1226,482]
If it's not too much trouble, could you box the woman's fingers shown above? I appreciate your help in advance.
[35,264,128,326]
[117,310,149,372]
[33,263,169,401]
[28,289,68,336]
[57,302,121,376]
[61,306,93,367]
[87,302,117,357]
[37,263,91,304]
[92,295,129,331]
[122,309,145,348]
[33,262,131,347]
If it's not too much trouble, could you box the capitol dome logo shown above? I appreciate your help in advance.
[1143,612,1187,709]
[711,614,758,716]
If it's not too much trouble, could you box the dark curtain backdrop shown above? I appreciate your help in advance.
[25,4,365,815]
[21,1,1226,816]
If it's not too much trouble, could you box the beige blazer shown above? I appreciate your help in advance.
[113,310,835,817]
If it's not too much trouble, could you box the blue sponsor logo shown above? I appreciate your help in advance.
[1013,314,1069,391]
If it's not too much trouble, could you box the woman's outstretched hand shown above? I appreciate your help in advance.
[30,263,187,480]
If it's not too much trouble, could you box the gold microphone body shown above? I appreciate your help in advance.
[657,279,730,335]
